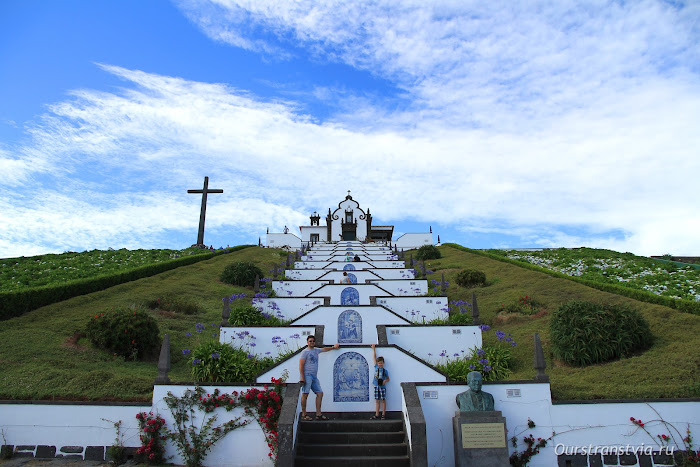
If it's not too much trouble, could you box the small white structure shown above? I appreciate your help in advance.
[265,193,434,249]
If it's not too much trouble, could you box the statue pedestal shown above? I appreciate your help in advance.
[452,411,510,466]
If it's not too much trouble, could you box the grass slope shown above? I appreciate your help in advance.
[0,245,697,402]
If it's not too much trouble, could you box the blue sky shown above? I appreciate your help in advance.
[1,0,699,259]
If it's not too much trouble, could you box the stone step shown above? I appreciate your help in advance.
[297,442,408,457]
[294,455,411,467]
[298,430,405,444]
[295,412,409,465]
[298,418,404,433]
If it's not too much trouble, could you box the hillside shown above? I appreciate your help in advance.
[0,244,697,402]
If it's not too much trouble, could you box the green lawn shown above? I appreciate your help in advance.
[0,244,697,401]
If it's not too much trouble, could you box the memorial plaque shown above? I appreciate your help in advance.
[453,411,510,466]
[461,423,506,448]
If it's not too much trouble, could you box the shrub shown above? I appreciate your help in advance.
[86,305,160,360]
[228,304,286,326]
[188,341,273,383]
[550,300,653,366]
[455,269,487,288]
[146,295,200,314]
[436,344,513,382]
[220,261,264,287]
[415,245,441,261]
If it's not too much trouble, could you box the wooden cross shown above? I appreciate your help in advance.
[187,176,223,245]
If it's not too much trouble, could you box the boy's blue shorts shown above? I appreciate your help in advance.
[302,374,323,394]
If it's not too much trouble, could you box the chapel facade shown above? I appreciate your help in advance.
[300,194,394,243]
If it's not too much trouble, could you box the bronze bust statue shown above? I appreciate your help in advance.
[456,371,495,412]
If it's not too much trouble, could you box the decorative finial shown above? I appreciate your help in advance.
[155,334,171,384]
[471,292,480,325]
[534,333,549,382]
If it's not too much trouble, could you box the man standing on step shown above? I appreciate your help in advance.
[299,335,340,421]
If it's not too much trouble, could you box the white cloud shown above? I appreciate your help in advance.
[2,1,699,257]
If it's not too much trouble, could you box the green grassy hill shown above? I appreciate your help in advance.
[0,245,697,402]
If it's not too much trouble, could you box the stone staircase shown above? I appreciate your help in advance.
[294,411,410,466]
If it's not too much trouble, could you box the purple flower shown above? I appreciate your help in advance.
[185,332,193,337]
[211,352,220,359]
[495,330,506,340]
[478,324,490,332]
[192,358,201,365]
[182,349,190,355]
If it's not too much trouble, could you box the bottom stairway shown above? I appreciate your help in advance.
[294,411,410,466]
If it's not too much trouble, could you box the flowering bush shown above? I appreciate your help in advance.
[435,329,516,381]
[492,248,700,302]
[499,295,544,315]
[228,304,285,325]
[0,247,211,293]
[509,433,547,466]
[163,387,250,467]
[182,323,277,383]
[629,415,700,465]
[136,412,167,464]
[85,305,160,360]
[240,376,286,460]
[190,375,287,462]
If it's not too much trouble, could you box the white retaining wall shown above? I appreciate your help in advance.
[282,269,329,280]
[272,280,327,297]
[370,269,416,280]
[256,347,447,413]
[152,385,273,467]
[302,254,396,262]
[308,284,390,305]
[376,296,449,322]
[0,403,148,455]
[386,325,482,363]
[220,326,315,358]
[394,233,433,250]
[292,307,410,344]
[416,383,700,467]
[294,261,406,270]
[266,233,302,249]
[254,298,324,321]
[367,279,428,296]
[315,270,383,283]
[284,268,414,281]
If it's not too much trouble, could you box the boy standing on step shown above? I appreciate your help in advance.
[371,344,390,420]
[299,335,340,421]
